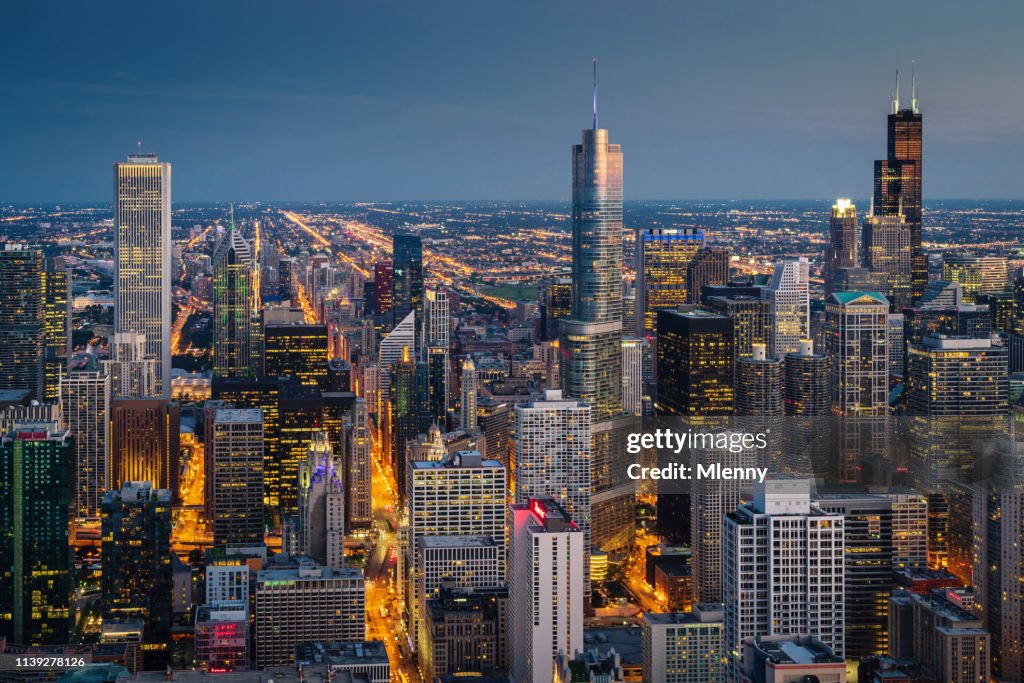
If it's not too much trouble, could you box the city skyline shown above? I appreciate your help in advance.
[3,2,1024,202]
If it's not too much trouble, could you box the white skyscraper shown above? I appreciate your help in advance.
[298,431,345,569]
[514,389,592,566]
[60,369,112,519]
[621,337,645,416]
[508,497,585,683]
[767,258,810,357]
[405,450,506,654]
[423,288,449,352]
[459,356,478,432]
[723,476,845,670]
[377,310,415,412]
[114,153,172,397]
[102,331,158,399]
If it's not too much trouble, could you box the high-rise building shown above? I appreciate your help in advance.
[824,292,889,416]
[101,481,173,666]
[209,408,264,547]
[0,245,45,401]
[655,310,734,415]
[767,258,810,357]
[103,331,159,399]
[42,257,70,401]
[641,606,726,683]
[707,293,771,360]
[825,199,858,296]
[514,389,592,563]
[377,310,416,412]
[298,431,345,568]
[194,603,249,673]
[636,227,703,337]
[873,73,924,300]
[942,254,1010,303]
[723,477,845,665]
[974,436,1024,681]
[373,261,394,318]
[907,336,1008,418]
[781,340,832,474]
[264,323,328,388]
[816,492,929,659]
[686,246,731,306]
[254,562,365,667]
[423,288,449,352]
[560,80,623,421]
[541,276,573,342]
[862,212,912,311]
[60,370,112,520]
[459,356,478,432]
[213,215,256,378]
[405,451,506,657]
[422,584,508,680]
[508,497,585,683]
[476,397,511,468]
[346,398,373,531]
[109,399,180,495]
[0,422,72,645]
[889,589,991,683]
[738,635,846,683]
[392,234,424,336]
[735,344,783,417]
[278,383,323,517]
[621,337,645,416]
[114,153,172,397]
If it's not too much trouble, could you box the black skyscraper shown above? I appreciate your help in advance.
[392,234,424,337]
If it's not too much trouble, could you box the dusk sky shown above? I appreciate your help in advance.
[3,1,1023,202]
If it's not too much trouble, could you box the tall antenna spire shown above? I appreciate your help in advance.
[892,68,900,115]
[592,58,598,130]
[229,203,235,230]
[911,61,918,114]
[136,139,142,155]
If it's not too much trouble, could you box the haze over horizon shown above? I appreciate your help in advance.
[3,1,1023,202]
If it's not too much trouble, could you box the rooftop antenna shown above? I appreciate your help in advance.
[911,61,918,114]
[592,58,598,130]
[229,203,235,230]
[869,191,874,217]
[136,140,142,155]
[892,68,900,115]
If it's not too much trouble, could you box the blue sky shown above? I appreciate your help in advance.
[2,1,1023,201]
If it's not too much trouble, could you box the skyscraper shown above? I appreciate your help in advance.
[101,481,173,667]
[825,199,858,296]
[42,257,71,402]
[114,153,172,397]
[635,227,703,337]
[298,431,345,568]
[862,212,911,311]
[0,422,72,645]
[561,70,624,420]
[941,254,1010,303]
[782,340,833,475]
[723,477,845,665]
[514,389,592,565]
[655,310,734,415]
[346,398,373,531]
[767,258,810,357]
[60,369,112,520]
[263,323,329,388]
[621,337,645,416]
[424,289,450,421]
[0,245,45,401]
[209,408,265,547]
[873,71,924,300]
[377,310,416,413]
[707,293,771,360]
[685,246,730,306]
[109,398,181,494]
[508,497,585,683]
[641,606,726,683]
[392,234,424,337]
[459,356,478,432]
[373,261,394,318]
[735,344,783,417]
[213,212,256,378]
[825,292,889,416]
[103,331,158,399]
